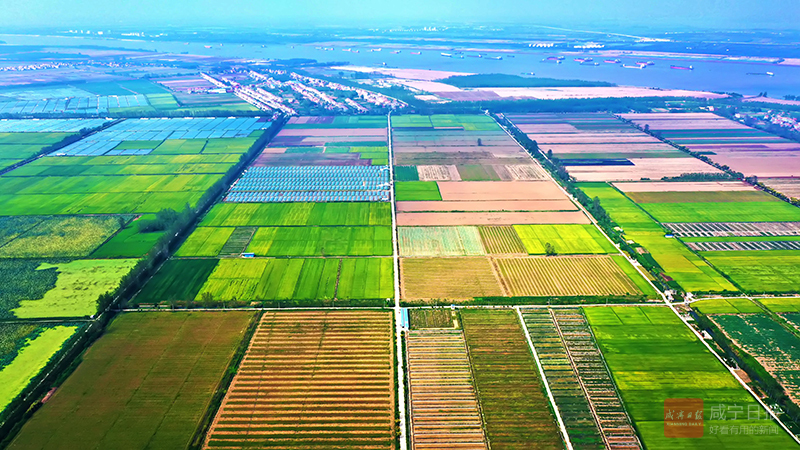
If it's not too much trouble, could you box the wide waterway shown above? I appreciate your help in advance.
[2,33,799,97]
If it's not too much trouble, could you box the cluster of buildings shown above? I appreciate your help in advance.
[209,68,406,116]
[0,62,71,72]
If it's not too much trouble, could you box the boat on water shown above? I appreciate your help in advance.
[622,64,646,69]
[391,50,401,54]
[671,65,694,70]
[604,59,621,63]
[441,52,452,57]
[410,51,421,55]
[747,71,775,76]
[487,56,502,60]
[371,48,382,52]
[636,61,654,66]
[581,61,600,66]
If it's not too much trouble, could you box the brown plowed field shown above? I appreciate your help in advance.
[203,310,395,450]
[397,211,590,226]
[436,181,569,201]
[407,329,488,450]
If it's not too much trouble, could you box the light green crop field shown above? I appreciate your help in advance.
[586,306,796,449]
[196,257,392,303]
[90,217,163,258]
[245,226,392,257]
[175,227,235,257]
[701,250,800,293]
[13,259,138,319]
[513,224,616,255]
[150,139,207,155]
[760,298,800,313]
[201,202,391,227]
[691,298,764,314]
[639,202,800,223]
[0,325,78,412]
[398,226,485,256]
[577,183,736,293]
[395,181,442,201]
[0,216,123,258]
[626,190,778,204]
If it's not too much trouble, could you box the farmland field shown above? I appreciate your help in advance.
[513,224,616,255]
[478,226,527,254]
[0,216,125,258]
[691,298,763,314]
[135,259,219,303]
[175,227,235,257]
[0,324,79,413]
[203,310,395,450]
[495,255,652,297]
[8,312,253,450]
[13,259,138,319]
[399,226,485,256]
[711,313,800,404]
[407,329,488,450]
[578,182,737,292]
[245,226,392,257]
[638,201,800,223]
[196,257,392,304]
[400,257,503,302]
[89,217,164,258]
[701,250,800,292]
[461,309,563,449]
[585,306,795,449]
[395,181,442,201]
[201,202,391,227]
[408,309,454,329]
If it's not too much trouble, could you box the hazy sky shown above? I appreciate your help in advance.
[2,0,799,30]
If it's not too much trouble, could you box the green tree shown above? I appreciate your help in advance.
[545,243,557,256]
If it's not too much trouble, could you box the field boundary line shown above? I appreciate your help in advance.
[388,112,408,450]
[514,306,574,450]
[487,256,510,297]
[665,299,800,444]
[493,113,666,302]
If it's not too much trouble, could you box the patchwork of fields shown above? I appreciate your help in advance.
[394,115,653,303]
[0,116,272,427]
[137,116,394,307]
[622,113,800,191]
[585,306,795,449]
[4,111,800,450]
[506,113,721,181]
[8,312,254,450]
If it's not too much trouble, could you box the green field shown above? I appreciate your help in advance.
[399,226,485,256]
[513,224,616,255]
[639,201,800,223]
[702,250,800,293]
[457,164,501,181]
[585,306,795,449]
[394,166,420,181]
[691,298,763,314]
[135,259,219,303]
[395,181,442,201]
[13,259,138,319]
[175,227,235,257]
[8,312,253,450]
[0,216,124,258]
[0,260,58,320]
[627,191,779,204]
[578,183,736,293]
[90,217,164,258]
[461,309,563,449]
[201,202,391,227]
[0,325,78,413]
[150,139,207,155]
[711,314,800,414]
[197,257,392,304]
[760,298,800,313]
[245,226,392,257]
